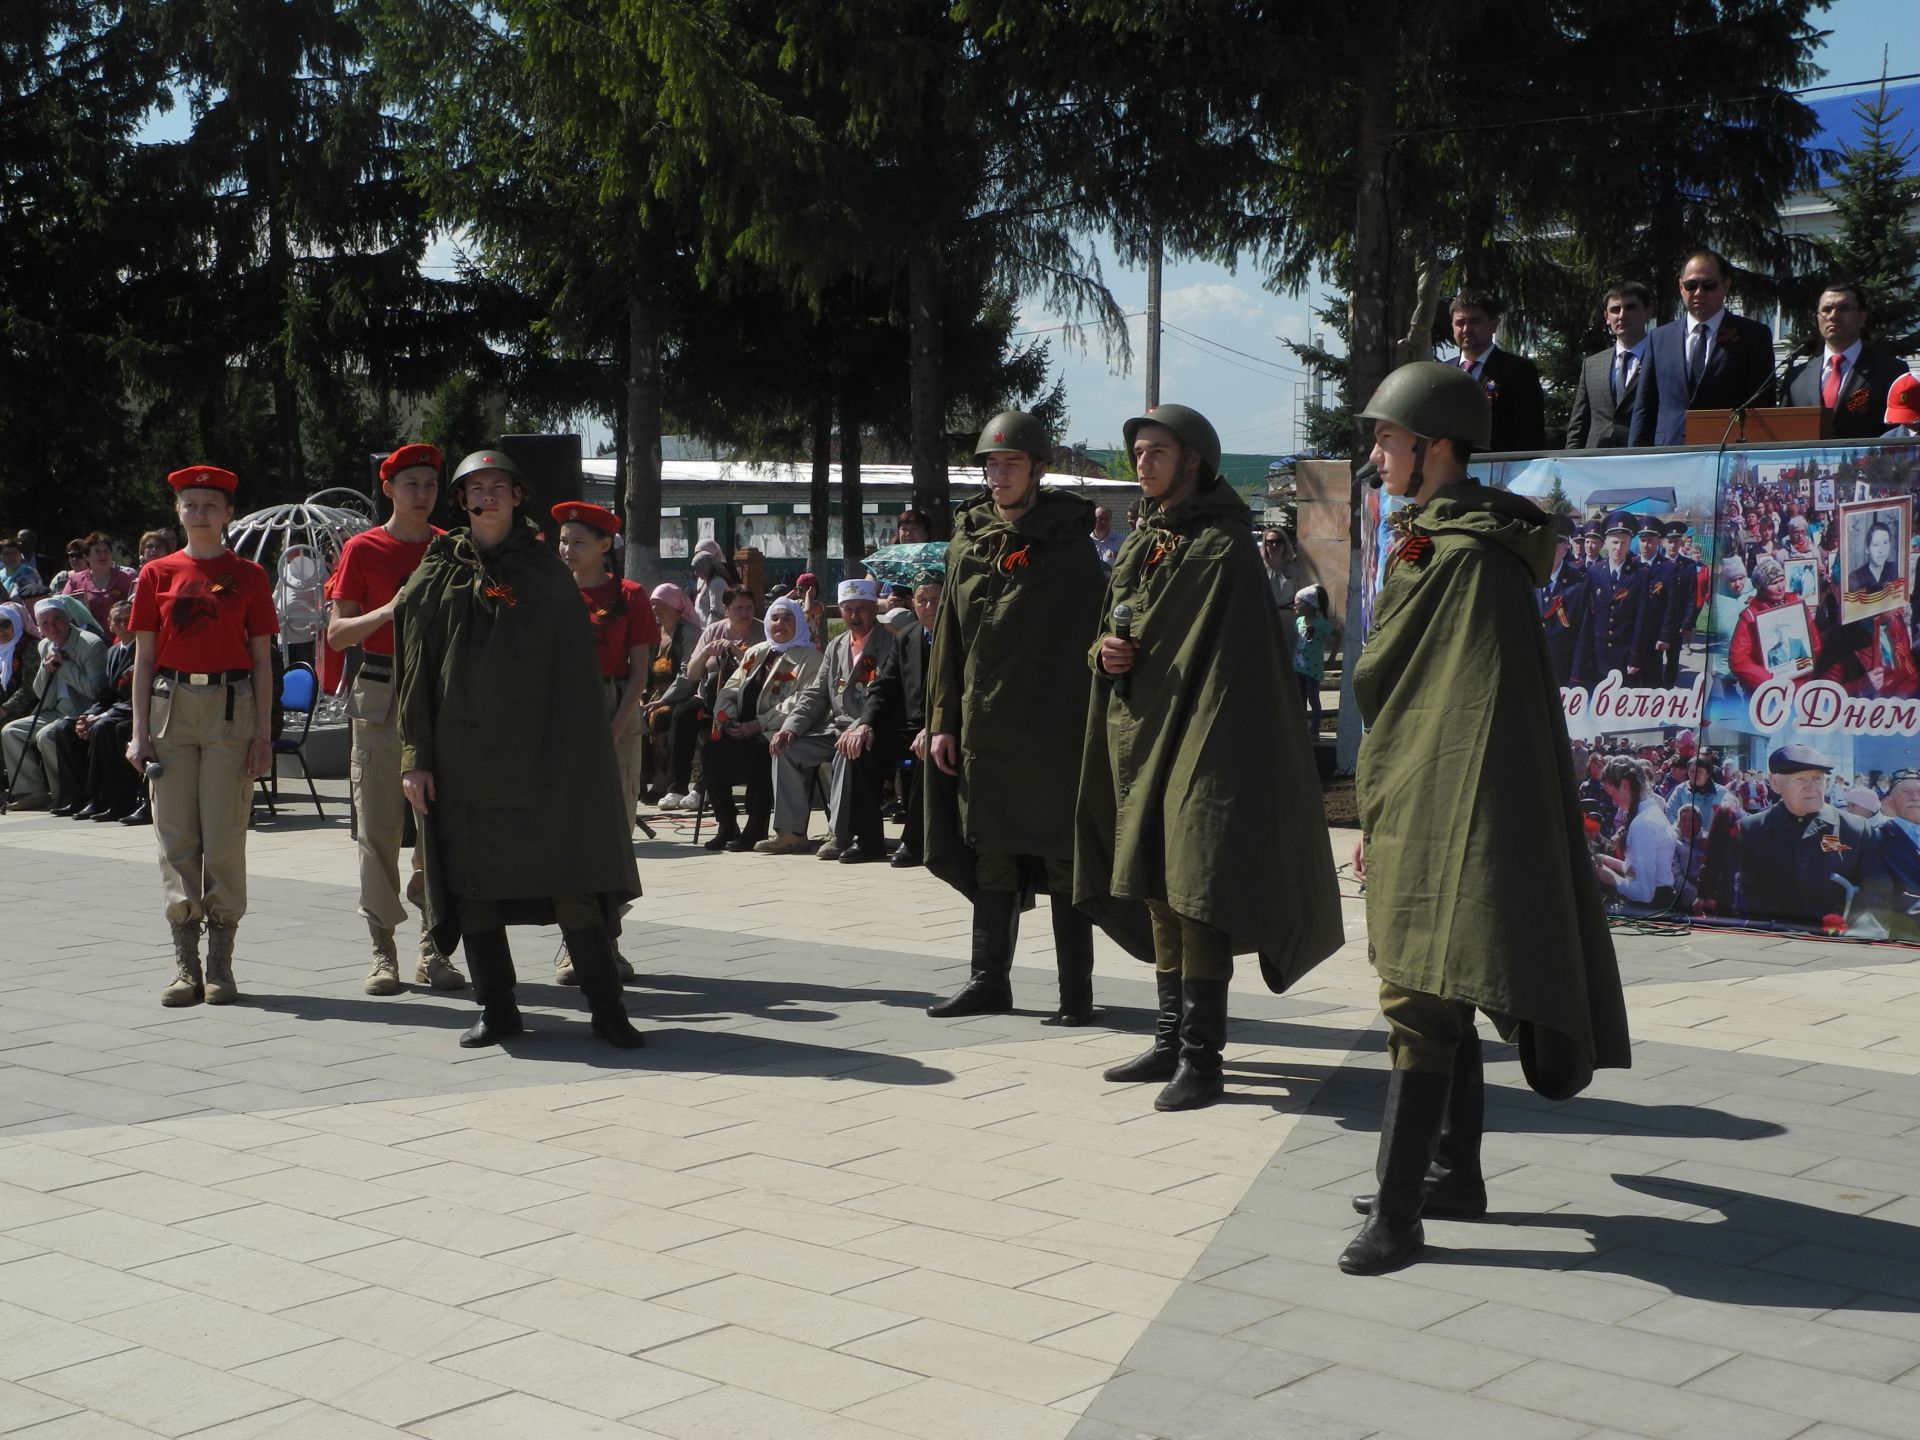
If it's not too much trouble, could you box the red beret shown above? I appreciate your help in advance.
[379,443,443,483]
[167,465,238,494]
[551,501,621,534]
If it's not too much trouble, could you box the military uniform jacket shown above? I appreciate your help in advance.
[1572,553,1650,687]
[925,488,1106,877]
[395,518,640,950]
[1355,483,1630,1100]
[1733,802,1870,929]
[1637,552,1675,660]
[1539,562,1589,688]
[1663,551,1700,646]
[1074,480,1343,981]
[781,623,898,739]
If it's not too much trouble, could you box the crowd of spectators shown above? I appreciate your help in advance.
[0,528,176,820]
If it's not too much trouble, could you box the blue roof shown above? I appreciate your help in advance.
[1805,82,1920,186]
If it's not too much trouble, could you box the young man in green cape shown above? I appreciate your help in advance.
[922,410,1134,1025]
[396,450,644,1051]
[1076,403,1344,1111]
[1343,363,1630,1275]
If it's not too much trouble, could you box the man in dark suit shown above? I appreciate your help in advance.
[1781,281,1914,440]
[1572,512,1651,688]
[1861,769,1920,940]
[1538,516,1589,688]
[1734,745,1869,930]
[1629,249,1777,446]
[865,571,937,867]
[1659,521,1699,688]
[1448,291,1546,452]
[1566,282,1652,448]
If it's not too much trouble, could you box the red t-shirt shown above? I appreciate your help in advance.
[326,526,439,656]
[130,549,279,672]
[580,575,660,679]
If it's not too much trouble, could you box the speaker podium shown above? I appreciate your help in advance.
[1683,406,1830,445]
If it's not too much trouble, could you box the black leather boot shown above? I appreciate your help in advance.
[1351,1034,1488,1218]
[458,928,524,1048]
[926,890,1019,1017]
[1154,978,1229,1111]
[1041,902,1097,1026]
[564,923,646,1049]
[1338,1068,1451,1274]
[1103,969,1182,1081]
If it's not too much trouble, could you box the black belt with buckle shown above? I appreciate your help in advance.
[157,667,250,686]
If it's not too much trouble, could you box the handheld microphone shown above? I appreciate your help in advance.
[1112,603,1134,700]
[1718,335,1819,447]
[1357,460,1382,491]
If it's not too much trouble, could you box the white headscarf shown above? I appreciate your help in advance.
[764,596,812,652]
[0,602,25,689]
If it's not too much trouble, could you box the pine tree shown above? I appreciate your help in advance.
[1811,83,1920,356]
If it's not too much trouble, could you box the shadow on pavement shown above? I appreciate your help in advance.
[1425,1173,1920,1313]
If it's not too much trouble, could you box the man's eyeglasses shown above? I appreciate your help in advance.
[1681,279,1721,294]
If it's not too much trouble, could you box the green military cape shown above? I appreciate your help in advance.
[395,517,640,953]
[1073,479,1344,988]
[922,489,1149,955]
[1354,483,1630,1100]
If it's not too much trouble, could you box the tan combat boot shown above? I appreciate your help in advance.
[415,935,468,990]
[203,921,239,1005]
[364,922,402,996]
[163,922,203,1007]
[554,941,579,986]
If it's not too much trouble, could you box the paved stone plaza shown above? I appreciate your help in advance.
[1,785,1918,1439]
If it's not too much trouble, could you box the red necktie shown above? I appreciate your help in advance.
[1822,355,1847,409]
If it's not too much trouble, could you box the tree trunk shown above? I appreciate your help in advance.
[623,263,663,590]
[1338,50,1397,779]
[808,389,831,577]
[840,383,865,580]
[907,242,948,537]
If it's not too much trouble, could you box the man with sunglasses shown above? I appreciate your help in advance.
[1630,248,1776,446]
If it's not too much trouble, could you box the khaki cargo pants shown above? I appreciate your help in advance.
[150,676,255,927]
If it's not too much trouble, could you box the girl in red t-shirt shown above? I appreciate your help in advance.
[553,502,659,839]
[127,466,278,1009]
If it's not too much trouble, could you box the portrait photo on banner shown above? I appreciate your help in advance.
[1839,495,1911,625]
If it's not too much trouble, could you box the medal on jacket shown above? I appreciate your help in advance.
[1820,833,1851,855]
[1385,512,1431,574]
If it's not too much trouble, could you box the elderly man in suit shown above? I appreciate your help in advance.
[1734,745,1870,930]
[765,577,901,862]
[1630,249,1777,446]
[1567,283,1653,448]
[1,597,109,809]
[1447,291,1546,452]
[1782,281,1913,440]
[1861,768,1920,940]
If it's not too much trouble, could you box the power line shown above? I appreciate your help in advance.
[1160,320,1312,379]
[1394,71,1920,140]
[1009,312,1143,338]
[1160,326,1307,382]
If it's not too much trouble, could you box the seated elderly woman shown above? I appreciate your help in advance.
[1,595,108,810]
[700,596,824,850]
[640,582,704,804]
[649,584,763,810]
[47,597,139,819]
[0,603,33,709]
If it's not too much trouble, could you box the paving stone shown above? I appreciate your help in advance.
[22,1345,297,1437]
[1683,1351,1920,1437]
[1475,1358,1810,1440]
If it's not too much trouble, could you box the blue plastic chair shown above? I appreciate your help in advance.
[255,661,326,818]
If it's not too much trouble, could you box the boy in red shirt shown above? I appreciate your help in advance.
[326,443,468,996]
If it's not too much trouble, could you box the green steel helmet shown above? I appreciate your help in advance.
[1122,403,1222,484]
[1358,361,1491,449]
[449,448,525,488]
[974,410,1052,464]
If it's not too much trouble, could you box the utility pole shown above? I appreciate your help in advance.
[1143,227,1162,410]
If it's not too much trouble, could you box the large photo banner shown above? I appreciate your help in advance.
[1365,439,1920,941]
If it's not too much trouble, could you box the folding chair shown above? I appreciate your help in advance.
[255,661,327,818]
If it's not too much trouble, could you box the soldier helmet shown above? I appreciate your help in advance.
[1122,404,1223,484]
[450,449,524,487]
[974,411,1052,465]
[1357,361,1492,450]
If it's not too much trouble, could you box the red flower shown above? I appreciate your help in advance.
[1822,913,1847,935]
